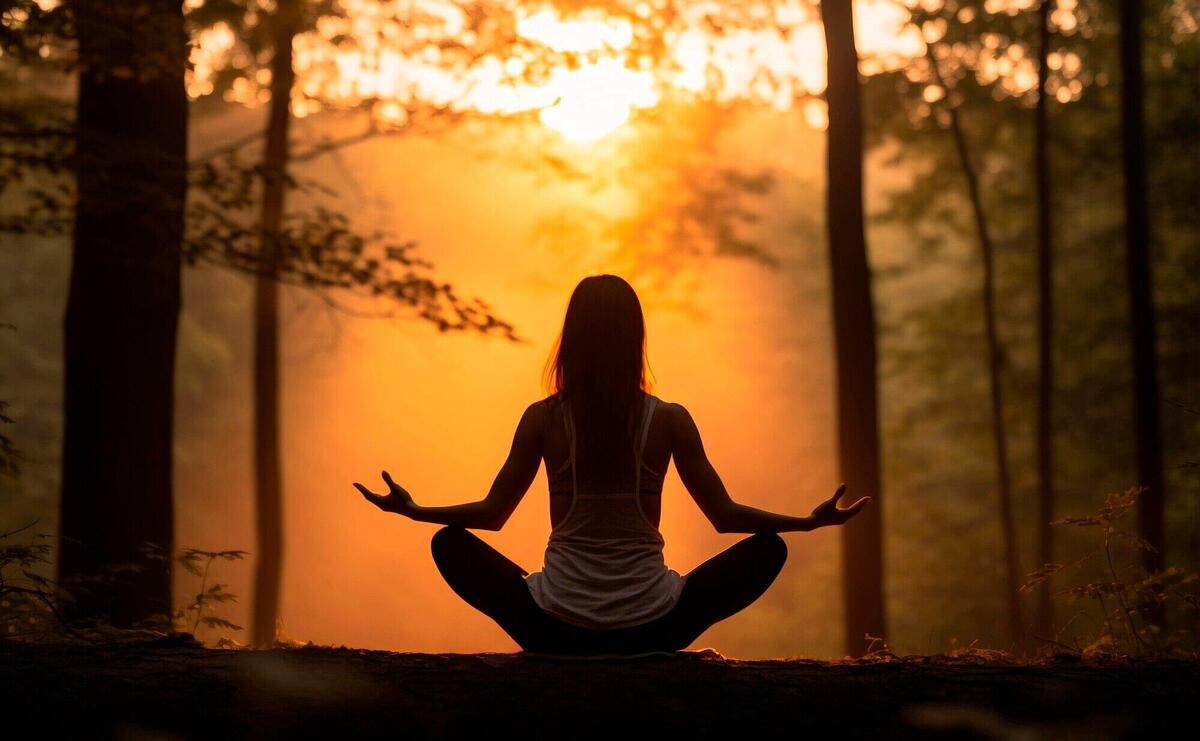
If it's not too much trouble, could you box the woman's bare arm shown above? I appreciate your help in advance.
[668,402,869,534]
[353,402,544,531]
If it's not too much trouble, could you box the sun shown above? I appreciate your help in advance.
[517,9,656,142]
[537,59,658,143]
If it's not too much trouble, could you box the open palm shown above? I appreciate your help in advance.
[353,470,415,516]
[809,484,870,527]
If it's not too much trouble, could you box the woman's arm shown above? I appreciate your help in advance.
[353,402,545,531]
[669,403,869,534]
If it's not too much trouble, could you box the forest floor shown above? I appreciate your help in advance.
[3,637,1200,739]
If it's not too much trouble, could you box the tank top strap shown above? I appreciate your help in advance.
[565,400,578,498]
[562,394,655,497]
[634,394,657,495]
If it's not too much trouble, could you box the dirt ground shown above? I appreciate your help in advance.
[3,638,1199,739]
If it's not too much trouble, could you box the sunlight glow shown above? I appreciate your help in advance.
[184,0,1095,139]
[517,8,634,53]
[538,59,658,142]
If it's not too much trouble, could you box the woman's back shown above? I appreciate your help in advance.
[541,392,669,527]
[524,391,686,630]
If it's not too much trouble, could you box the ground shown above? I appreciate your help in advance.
[3,638,1199,739]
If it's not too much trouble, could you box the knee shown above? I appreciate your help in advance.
[752,532,787,571]
[430,525,469,564]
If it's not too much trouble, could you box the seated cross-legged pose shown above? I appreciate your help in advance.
[354,274,869,655]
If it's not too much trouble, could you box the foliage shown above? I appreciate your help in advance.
[174,548,248,642]
[0,112,516,340]
[1021,487,1200,657]
[0,0,519,338]
[187,152,517,335]
[863,0,1200,652]
[0,2,72,64]
[0,525,252,646]
[0,521,137,643]
[0,522,68,641]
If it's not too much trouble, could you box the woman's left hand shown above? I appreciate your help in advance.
[354,471,416,516]
[808,484,870,528]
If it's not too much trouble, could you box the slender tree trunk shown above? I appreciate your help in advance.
[252,0,301,648]
[1033,0,1056,644]
[821,0,886,656]
[1118,0,1166,599]
[59,0,188,626]
[926,48,1024,649]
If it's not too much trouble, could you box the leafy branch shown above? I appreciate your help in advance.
[175,548,248,640]
[1021,487,1199,657]
[0,110,519,339]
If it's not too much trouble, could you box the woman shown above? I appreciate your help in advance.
[354,274,869,655]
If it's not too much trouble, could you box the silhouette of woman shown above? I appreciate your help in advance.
[355,274,869,655]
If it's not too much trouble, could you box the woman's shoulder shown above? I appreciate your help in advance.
[647,394,694,435]
[651,397,706,446]
[526,393,566,423]
[648,393,686,417]
[531,393,565,410]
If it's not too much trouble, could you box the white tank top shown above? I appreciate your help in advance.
[525,394,686,630]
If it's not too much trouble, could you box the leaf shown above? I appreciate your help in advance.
[205,584,239,603]
[1052,516,1102,528]
[200,616,243,631]
[19,569,51,586]
[1019,563,1064,592]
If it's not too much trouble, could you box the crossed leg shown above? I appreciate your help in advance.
[430,526,787,654]
[652,531,788,649]
[430,526,591,652]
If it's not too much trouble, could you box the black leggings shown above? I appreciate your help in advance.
[430,526,787,655]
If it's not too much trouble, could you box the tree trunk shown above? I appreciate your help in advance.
[252,0,301,648]
[1033,0,1056,644]
[820,0,886,656]
[58,0,188,626]
[926,47,1024,649]
[1118,0,1165,595]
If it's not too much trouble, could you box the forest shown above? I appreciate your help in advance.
[1,0,1198,737]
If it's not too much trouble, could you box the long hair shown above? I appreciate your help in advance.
[544,275,653,491]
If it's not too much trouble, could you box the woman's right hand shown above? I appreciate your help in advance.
[354,470,417,517]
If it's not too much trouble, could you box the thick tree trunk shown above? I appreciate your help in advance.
[58,0,188,626]
[1033,0,1056,644]
[1117,0,1165,597]
[251,0,301,648]
[820,0,886,656]
[926,48,1024,649]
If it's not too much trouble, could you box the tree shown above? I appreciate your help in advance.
[1117,0,1166,594]
[820,0,886,656]
[58,0,188,625]
[1033,0,1056,645]
[250,0,301,649]
[923,38,1023,649]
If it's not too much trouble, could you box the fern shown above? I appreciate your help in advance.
[1021,487,1200,658]
[173,549,248,643]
